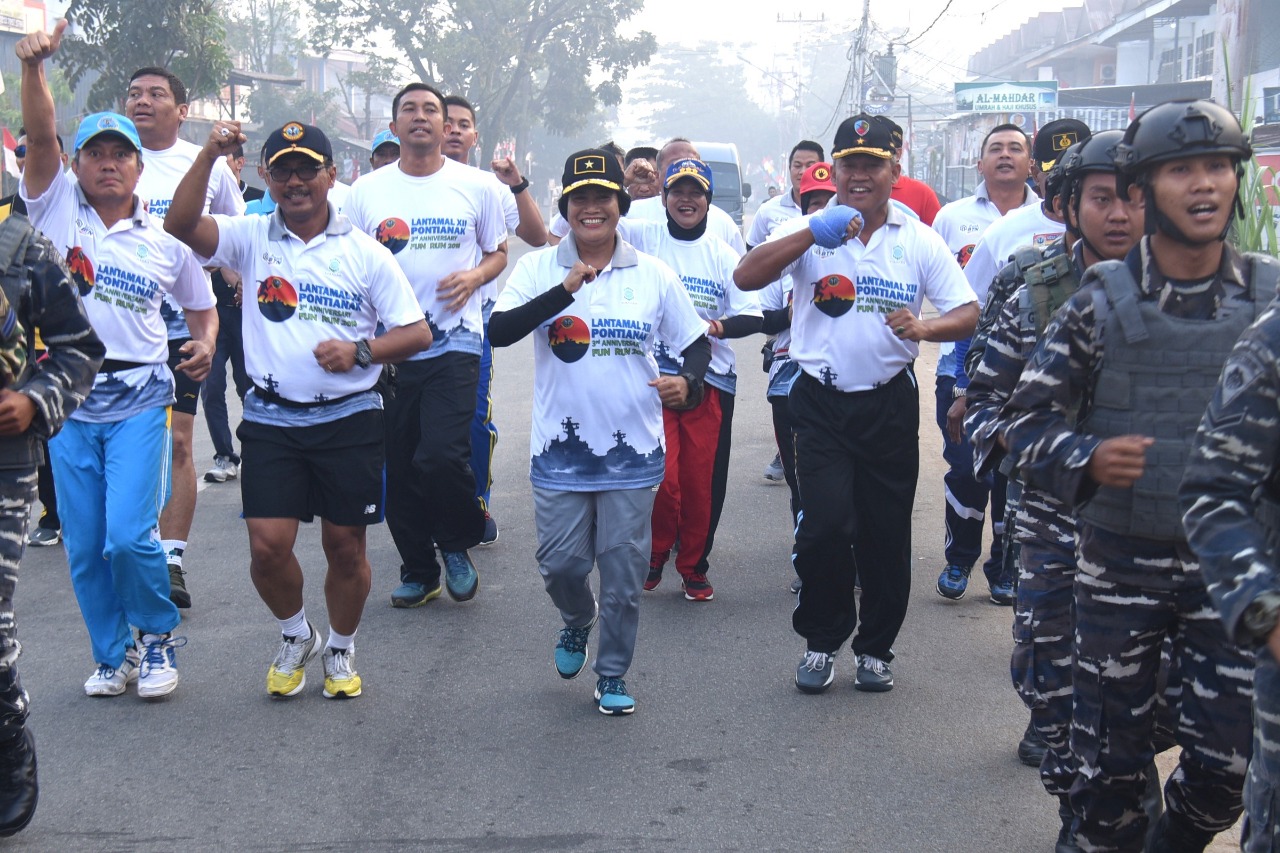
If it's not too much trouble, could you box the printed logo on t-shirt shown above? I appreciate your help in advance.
[680,275,725,312]
[90,264,160,315]
[376,218,410,254]
[590,317,651,358]
[548,315,590,363]
[1032,232,1059,248]
[257,275,299,322]
[530,415,662,483]
[956,244,975,268]
[812,274,856,318]
[66,247,95,296]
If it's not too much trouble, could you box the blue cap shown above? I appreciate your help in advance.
[73,112,142,154]
[371,129,400,153]
[664,158,713,193]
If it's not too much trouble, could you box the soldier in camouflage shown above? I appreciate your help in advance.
[1003,100,1261,853]
[1181,239,1280,850]
[0,213,104,836]
[965,130,1147,851]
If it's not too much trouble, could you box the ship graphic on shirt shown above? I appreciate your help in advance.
[423,310,482,354]
[531,415,662,482]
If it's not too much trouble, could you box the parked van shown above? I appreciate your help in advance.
[693,141,751,229]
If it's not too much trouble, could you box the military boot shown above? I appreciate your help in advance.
[1054,796,1081,853]
[0,666,37,836]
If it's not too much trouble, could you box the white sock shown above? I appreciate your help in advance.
[326,628,356,651]
[278,609,309,640]
[161,539,187,564]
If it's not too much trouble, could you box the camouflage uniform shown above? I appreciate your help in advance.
[965,237,1081,802]
[1003,238,1257,853]
[1182,256,1280,853]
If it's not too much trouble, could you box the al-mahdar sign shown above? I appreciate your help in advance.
[955,81,1058,113]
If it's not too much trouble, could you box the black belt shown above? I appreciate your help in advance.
[98,359,150,374]
[252,384,361,409]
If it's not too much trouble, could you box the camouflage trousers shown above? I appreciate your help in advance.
[0,468,36,670]
[1012,538,1180,803]
[1070,528,1253,853]
[1242,653,1280,852]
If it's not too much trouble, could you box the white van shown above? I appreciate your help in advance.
[693,141,752,229]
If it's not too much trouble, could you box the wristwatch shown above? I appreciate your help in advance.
[952,384,967,399]
[677,371,705,409]
[510,176,530,195]
[354,339,374,369]
[1241,592,1280,642]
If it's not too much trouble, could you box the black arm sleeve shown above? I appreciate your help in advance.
[760,307,790,335]
[718,314,763,339]
[678,335,712,381]
[487,285,575,347]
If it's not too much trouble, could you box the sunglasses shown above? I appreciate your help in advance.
[13,145,25,158]
[267,164,323,183]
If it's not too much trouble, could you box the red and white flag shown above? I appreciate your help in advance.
[1,128,17,178]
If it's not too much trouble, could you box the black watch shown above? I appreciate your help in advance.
[510,176,530,195]
[354,339,374,369]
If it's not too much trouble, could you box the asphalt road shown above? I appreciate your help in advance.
[8,241,1075,852]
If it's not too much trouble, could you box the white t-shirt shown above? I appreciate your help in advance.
[778,204,977,392]
[961,203,1063,305]
[479,172,522,320]
[759,276,797,398]
[747,190,801,247]
[550,196,747,257]
[205,206,424,411]
[624,221,760,395]
[138,138,246,340]
[346,158,507,359]
[931,180,1039,364]
[494,234,707,492]
[22,167,213,422]
[329,180,351,213]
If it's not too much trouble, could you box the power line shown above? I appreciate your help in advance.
[899,0,958,48]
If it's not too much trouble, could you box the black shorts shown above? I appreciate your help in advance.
[168,338,202,416]
[238,408,385,526]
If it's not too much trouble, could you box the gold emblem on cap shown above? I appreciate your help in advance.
[574,155,604,175]
[1053,132,1077,151]
[282,122,305,141]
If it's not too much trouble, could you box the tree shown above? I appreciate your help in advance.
[634,46,780,175]
[309,0,656,156]
[58,0,232,112]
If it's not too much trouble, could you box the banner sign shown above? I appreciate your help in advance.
[955,81,1058,113]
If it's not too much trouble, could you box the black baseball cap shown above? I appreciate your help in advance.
[832,114,901,160]
[1033,118,1090,171]
[263,121,333,166]
[559,148,631,217]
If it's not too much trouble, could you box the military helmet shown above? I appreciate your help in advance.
[1058,131,1124,238]
[1113,99,1251,192]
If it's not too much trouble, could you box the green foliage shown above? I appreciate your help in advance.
[309,0,656,153]
[1222,63,1278,256]
[0,69,73,133]
[59,0,232,112]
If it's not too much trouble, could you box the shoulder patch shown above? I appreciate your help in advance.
[1218,360,1260,409]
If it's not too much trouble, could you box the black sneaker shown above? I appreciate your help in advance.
[1017,720,1047,767]
[795,651,834,694]
[168,560,191,609]
[479,512,498,546]
[854,654,893,692]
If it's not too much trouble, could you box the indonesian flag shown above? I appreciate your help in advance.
[1,128,17,178]
[1129,92,1137,122]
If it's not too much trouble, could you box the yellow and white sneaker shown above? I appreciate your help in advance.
[267,623,319,698]
[322,646,362,699]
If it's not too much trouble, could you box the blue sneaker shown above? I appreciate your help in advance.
[989,579,1015,606]
[936,565,970,600]
[554,613,596,679]
[390,581,442,608]
[594,676,635,715]
[441,551,479,602]
[795,650,835,694]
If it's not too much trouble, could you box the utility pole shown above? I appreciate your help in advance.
[852,0,872,113]
[776,12,825,132]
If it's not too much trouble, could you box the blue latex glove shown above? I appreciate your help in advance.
[808,204,863,249]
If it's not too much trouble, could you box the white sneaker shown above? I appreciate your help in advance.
[137,633,185,699]
[203,455,240,483]
[84,646,140,697]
